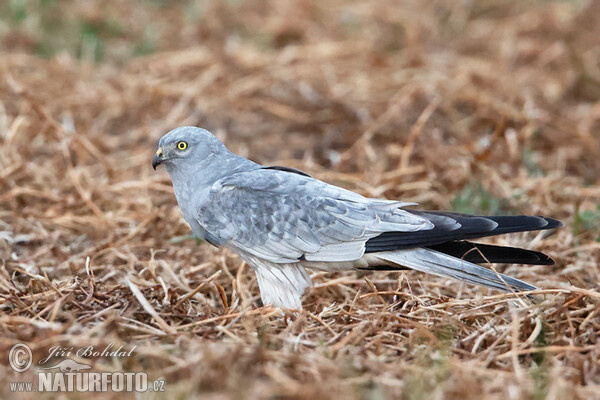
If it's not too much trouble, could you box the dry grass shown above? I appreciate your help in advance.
[0,1,599,399]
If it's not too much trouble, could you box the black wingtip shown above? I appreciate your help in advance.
[540,217,564,230]
[426,241,557,265]
[530,251,556,265]
[543,256,556,266]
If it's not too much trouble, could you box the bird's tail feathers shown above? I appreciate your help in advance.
[375,248,537,292]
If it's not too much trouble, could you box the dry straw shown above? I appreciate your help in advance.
[0,1,598,399]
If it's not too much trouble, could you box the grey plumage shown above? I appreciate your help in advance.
[153,126,563,309]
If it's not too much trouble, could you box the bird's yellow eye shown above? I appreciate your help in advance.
[177,141,188,150]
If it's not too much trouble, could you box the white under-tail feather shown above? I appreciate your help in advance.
[375,248,538,292]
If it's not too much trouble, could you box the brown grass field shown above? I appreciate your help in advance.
[1,1,599,399]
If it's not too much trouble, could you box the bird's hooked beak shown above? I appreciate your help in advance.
[152,148,164,170]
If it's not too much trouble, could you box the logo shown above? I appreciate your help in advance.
[8,343,165,393]
[39,359,91,372]
[9,344,32,373]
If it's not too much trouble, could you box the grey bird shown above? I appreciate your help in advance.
[152,126,563,309]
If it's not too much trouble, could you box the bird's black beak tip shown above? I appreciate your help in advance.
[152,147,164,170]
[152,154,162,170]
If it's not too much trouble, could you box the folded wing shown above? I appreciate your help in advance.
[195,169,434,263]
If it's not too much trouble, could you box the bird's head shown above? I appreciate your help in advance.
[152,126,224,171]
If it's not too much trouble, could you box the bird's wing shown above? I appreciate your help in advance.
[195,169,435,263]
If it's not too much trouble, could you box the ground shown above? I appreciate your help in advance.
[0,1,599,399]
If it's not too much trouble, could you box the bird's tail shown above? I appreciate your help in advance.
[375,248,537,292]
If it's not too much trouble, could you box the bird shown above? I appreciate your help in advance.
[152,126,563,309]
